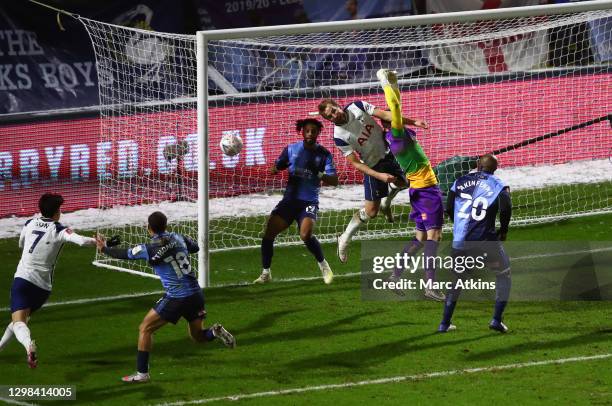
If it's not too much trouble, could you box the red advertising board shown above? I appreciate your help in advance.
[1,73,610,218]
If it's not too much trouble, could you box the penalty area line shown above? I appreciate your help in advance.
[154,353,612,405]
[0,398,39,406]
[2,246,611,312]
[0,291,163,313]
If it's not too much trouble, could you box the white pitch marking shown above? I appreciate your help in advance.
[2,245,611,312]
[0,291,163,312]
[0,397,39,406]
[153,353,612,405]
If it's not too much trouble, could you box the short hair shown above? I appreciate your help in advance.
[478,154,498,173]
[148,211,168,234]
[296,118,323,133]
[318,99,339,115]
[39,193,64,218]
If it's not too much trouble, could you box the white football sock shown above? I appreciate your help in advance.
[344,208,372,239]
[12,321,32,352]
[0,322,14,351]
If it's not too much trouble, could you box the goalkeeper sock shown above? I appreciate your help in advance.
[137,350,149,374]
[344,208,371,239]
[261,237,274,269]
[423,239,439,283]
[393,238,424,278]
[382,81,402,130]
[12,321,32,352]
[0,322,14,351]
[304,237,324,263]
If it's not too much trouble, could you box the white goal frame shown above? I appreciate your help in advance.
[195,0,612,287]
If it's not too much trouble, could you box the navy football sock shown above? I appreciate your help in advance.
[304,237,324,263]
[424,239,439,282]
[261,238,274,269]
[393,238,423,277]
[137,350,149,374]
[441,287,462,325]
[494,272,511,322]
[203,328,216,342]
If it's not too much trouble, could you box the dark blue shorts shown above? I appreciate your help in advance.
[363,153,406,201]
[271,199,318,225]
[10,277,51,314]
[153,291,206,324]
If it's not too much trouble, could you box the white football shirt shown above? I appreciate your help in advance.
[15,217,95,291]
[333,101,389,167]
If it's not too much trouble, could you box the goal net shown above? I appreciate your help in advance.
[82,2,612,284]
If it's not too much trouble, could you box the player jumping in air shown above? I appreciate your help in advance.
[376,69,445,301]
[96,211,235,383]
[439,154,512,333]
[254,118,338,284]
[318,97,428,263]
[0,193,96,368]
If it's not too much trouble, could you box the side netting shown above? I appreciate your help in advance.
[82,4,612,281]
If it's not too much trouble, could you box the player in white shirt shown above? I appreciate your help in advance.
[0,193,96,368]
[318,98,429,262]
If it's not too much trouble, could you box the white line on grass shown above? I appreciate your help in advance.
[0,291,163,312]
[154,353,612,405]
[2,245,611,312]
[0,397,38,406]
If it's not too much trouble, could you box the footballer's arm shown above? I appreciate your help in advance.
[62,229,96,247]
[271,146,290,175]
[346,153,397,184]
[18,224,27,249]
[320,173,339,186]
[372,109,429,129]
[95,235,131,259]
[183,235,199,254]
[497,187,512,241]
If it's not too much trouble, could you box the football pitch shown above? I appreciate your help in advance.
[1,214,611,405]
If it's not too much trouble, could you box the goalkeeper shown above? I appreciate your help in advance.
[377,69,445,302]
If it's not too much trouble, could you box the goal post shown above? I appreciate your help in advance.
[82,0,612,286]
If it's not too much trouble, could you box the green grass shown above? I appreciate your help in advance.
[111,181,612,250]
[0,214,611,405]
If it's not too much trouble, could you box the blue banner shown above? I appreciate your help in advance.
[195,0,413,29]
[0,1,188,115]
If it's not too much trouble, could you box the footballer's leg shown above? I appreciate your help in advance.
[184,290,235,347]
[9,277,50,368]
[423,228,445,302]
[256,211,291,284]
[122,308,168,383]
[0,322,15,351]
[299,213,333,284]
[377,68,406,224]
[439,286,460,333]
[489,246,511,333]
[188,318,216,343]
[11,309,37,368]
[338,199,379,263]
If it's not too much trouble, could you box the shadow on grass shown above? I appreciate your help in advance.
[466,329,612,361]
[73,382,166,404]
[285,332,490,373]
